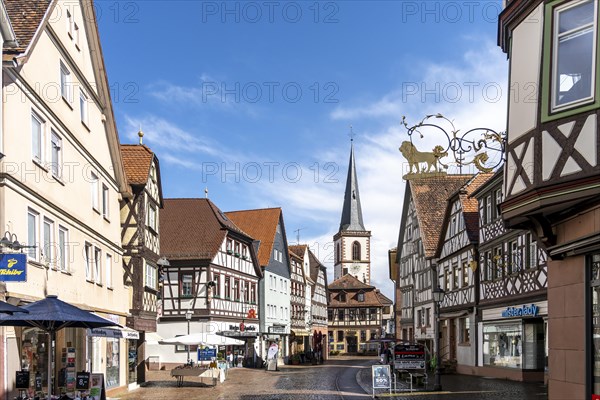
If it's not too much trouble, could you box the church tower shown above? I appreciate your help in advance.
[333,139,372,284]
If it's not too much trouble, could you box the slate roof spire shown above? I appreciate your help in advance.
[339,139,366,231]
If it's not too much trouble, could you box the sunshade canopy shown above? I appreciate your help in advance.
[0,299,28,314]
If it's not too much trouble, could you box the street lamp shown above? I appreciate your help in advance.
[185,310,193,364]
[432,286,446,391]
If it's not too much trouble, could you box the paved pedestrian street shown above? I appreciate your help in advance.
[113,357,547,400]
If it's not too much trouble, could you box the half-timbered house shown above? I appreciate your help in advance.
[288,244,314,355]
[327,274,392,355]
[288,248,307,355]
[149,199,262,368]
[473,169,548,382]
[434,173,492,374]
[119,138,164,384]
[498,1,600,397]
[225,208,292,362]
[388,247,400,340]
[395,175,472,356]
[308,247,329,359]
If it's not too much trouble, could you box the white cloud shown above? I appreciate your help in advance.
[320,39,508,299]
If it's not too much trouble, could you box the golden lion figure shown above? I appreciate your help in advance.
[399,141,448,174]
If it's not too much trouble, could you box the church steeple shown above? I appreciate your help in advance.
[339,140,365,231]
[333,137,371,285]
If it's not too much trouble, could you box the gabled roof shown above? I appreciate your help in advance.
[121,145,154,185]
[225,208,282,267]
[328,275,389,308]
[409,175,473,258]
[375,290,393,306]
[4,0,51,55]
[460,173,494,242]
[160,198,254,264]
[289,244,307,259]
[328,273,373,291]
[307,248,324,284]
[339,141,366,231]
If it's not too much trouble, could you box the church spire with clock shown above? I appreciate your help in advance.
[333,138,372,284]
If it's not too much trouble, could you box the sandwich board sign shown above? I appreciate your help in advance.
[371,364,391,398]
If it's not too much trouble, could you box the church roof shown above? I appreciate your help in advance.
[339,141,366,231]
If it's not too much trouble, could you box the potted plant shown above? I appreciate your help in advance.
[291,354,301,365]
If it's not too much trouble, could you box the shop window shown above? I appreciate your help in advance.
[105,338,120,388]
[337,331,344,341]
[360,330,366,342]
[482,323,522,368]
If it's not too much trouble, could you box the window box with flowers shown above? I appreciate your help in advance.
[227,250,233,255]
[234,252,240,258]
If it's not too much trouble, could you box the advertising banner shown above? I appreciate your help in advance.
[0,254,27,282]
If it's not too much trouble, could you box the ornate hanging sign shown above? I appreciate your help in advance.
[400,114,506,180]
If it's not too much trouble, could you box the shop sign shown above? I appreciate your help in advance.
[15,371,29,389]
[501,304,539,318]
[269,325,286,334]
[0,254,27,282]
[229,324,257,332]
[198,347,217,361]
[394,343,425,370]
[88,327,140,339]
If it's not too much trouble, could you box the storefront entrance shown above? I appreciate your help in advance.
[346,336,357,353]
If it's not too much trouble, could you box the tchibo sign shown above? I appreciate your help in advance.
[502,304,539,318]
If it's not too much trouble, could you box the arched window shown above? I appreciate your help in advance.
[352,241,361,261]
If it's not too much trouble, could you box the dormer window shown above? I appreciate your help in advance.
[339,293,346,302]
[357,292,365,302]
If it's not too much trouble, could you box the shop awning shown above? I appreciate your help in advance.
[88,326,140,339]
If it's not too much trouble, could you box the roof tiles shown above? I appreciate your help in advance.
[410,175,473,258]
[160,198,248,260]
[4,0,51,54]
[225,208,282,267]
[121,145,154,185]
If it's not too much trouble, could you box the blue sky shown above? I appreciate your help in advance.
[97,1,508,299]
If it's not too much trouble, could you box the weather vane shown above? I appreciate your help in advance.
[399,114,506,180]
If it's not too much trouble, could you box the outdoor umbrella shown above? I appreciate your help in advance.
[0,299,29,314]
[0,295,119,399]
[160,333,245,347]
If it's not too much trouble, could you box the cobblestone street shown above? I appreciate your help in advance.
[113,357,548,400]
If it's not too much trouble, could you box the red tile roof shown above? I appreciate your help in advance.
[328,275,389,308]
[160,198,249,260]
[410,175,473,258]
[225,208,282,267]
[4,0,51,54]
[121,145,154,185]
[460,173,494,242]
[289,244,307,259]
[328,274,373,290]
